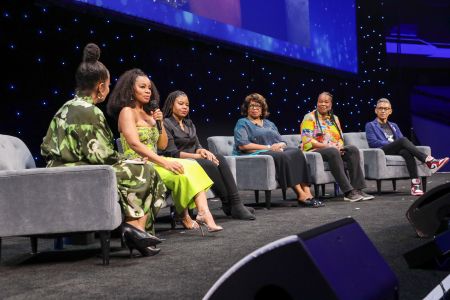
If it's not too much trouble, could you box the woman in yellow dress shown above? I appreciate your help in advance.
[107,68,222,233]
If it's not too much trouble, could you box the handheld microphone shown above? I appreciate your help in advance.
[149,99,162,134]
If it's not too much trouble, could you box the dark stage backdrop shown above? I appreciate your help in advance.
[0,0,391,167]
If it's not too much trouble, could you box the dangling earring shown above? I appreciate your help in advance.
[97,91,104,101]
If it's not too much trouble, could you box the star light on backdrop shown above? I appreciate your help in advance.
[1,0,391,166]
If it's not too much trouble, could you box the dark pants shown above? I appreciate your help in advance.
[265,148,310,189]
[315,145,366,193]
[381,137,427,178]
[195,154,238,198]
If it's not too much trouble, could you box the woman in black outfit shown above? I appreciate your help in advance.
[161,90,255,220]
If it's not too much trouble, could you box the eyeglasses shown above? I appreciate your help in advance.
[376,107,391,111]
[249,104,262,109]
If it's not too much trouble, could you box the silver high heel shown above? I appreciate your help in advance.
[195,212,223,236]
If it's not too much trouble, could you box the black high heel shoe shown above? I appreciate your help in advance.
[125,239,161,257]
[122,223,162,247]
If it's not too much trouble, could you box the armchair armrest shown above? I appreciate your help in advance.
[234,155,277,190]
[360,148,387,179]
[0,165,122,237]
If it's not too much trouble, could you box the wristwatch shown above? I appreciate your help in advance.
[267,145,271,149]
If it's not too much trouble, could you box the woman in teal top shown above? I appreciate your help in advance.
[107,68,223,233]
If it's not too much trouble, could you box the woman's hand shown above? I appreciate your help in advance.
[163,159,184,174]
[151,109,163,122]
[270,143,285,152]
[197,149,219,165]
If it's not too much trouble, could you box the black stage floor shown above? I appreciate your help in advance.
[1,174,449,299]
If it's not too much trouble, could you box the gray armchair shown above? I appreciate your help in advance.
[207,136,278,208]
[0,134,122,265]
[343,132,431,194]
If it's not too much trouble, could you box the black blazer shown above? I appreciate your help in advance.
[162,116,203,158]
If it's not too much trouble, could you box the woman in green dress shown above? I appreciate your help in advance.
[41,44,166,257]
[107,68,223,233]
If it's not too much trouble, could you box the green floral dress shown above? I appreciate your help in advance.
[120,126,213,213]
[41,95,167,234]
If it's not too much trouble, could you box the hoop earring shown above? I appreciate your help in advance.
[97,92,104,101]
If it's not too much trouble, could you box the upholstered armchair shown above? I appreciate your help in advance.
[207,136,278,208]
[0,134,122,265]
[343,132,431,194]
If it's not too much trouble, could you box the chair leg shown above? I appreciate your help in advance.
[282,188,287,200]
[314,184,319,198]
[30,237,38,254]
[392,180,397,191]
[0,237,2,262]
[421,177,427,193]
[254,190,259,204]
[321,184,326,197]
[265,190,271,209]
[334,183,339,197]
[170,205,176,230]
[376,180,382,195]
[99,231,111,266]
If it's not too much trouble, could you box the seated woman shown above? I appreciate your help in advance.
[161,90,255,220]
[41,43,165,257]
[365,98,448,196]
[233,93,323,208]
[107,68,223,233]
[301,92,374,202]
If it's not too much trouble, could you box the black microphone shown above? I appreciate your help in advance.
[149,99,162,133]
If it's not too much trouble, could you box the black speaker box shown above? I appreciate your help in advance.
[404,229,450,270]
[406,182,450,238]
[204,217,398,300]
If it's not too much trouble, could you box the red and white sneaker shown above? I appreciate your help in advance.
[426,157,449,173]
[411,178,424,196]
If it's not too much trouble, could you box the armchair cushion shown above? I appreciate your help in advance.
[343,132,370,149]
[0,135,36,170]
[207,136,234,156]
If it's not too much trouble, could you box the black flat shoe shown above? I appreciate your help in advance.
[122,223,162,247]
[298,198,325,208]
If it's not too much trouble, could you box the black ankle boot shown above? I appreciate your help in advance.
[221,199,232,216]
[227,194,255,220]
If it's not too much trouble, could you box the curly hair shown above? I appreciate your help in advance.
[75,43,110,96]
[162,90,188,118]
[107,68,160,120]
[241,93,270,119]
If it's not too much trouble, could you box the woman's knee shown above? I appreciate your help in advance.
[345,145,360,157]
[326,147,341,158]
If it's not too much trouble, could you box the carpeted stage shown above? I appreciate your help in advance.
[1,174,449,299]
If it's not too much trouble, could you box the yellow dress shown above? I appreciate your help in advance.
[120,126,213,213]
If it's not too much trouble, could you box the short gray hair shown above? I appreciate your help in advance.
[377,98,391,107]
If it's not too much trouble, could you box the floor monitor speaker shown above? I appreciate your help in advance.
[204,217,398,300]
[406,182,450,238]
